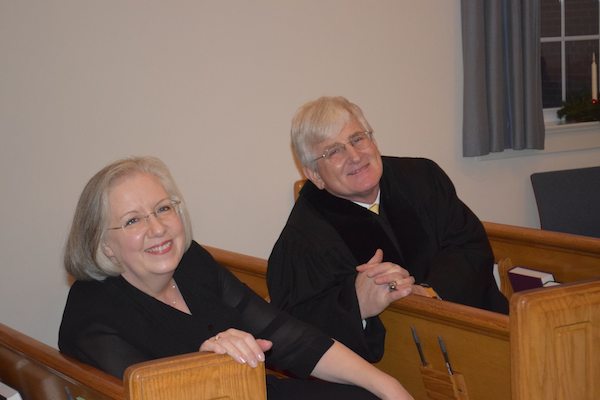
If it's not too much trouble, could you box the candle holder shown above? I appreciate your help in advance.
[557,95,600,122]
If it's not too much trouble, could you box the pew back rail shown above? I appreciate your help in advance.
[124,352,266,400]
[485,221,600,282]
[0,322,266,400]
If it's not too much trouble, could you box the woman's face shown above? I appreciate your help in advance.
[102,172,186,288]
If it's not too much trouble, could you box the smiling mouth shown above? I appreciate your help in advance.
[145,240,172,255]
[348,163,369,176]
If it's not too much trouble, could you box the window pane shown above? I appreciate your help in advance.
[542,42,562,107]
[565,0,598,36]
[541,0,562,38]
[565,40,599,100]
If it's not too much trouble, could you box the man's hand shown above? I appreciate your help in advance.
[355,249,414,319]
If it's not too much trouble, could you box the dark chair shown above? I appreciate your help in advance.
[531,166,600,238]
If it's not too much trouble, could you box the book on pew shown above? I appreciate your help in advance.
[508,266,560,292]
[0,382,22,400]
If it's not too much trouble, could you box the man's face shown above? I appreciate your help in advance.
[304,117,383,204]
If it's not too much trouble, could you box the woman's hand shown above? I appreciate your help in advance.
[199,328,272,368]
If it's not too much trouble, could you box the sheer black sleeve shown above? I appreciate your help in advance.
[68,322,150,378]
[190,242,334,378]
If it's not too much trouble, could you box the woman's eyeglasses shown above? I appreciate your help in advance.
[106,199,181,235]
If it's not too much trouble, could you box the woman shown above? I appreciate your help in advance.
[58,156,413,400]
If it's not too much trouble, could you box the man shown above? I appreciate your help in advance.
[267,96,509,362]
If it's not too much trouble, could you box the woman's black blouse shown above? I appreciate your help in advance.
[58,241,333,379]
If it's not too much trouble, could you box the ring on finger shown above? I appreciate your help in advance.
[388,281,397,292]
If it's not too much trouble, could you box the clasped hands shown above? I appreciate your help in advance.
[199,250,414,368]
[355,249,414,319]
[199,328,271,368]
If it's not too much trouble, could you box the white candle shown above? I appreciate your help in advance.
[593,53,598,101]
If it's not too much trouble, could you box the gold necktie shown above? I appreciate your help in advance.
[368,203,379,215]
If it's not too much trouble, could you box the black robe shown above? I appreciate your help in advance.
[267,157,508,362]
[59,241,378,399]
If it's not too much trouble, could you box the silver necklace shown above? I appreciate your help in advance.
[169,280,178,305]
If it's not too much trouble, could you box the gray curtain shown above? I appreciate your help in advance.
[461,0,545,157]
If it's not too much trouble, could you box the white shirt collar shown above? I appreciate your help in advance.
[353,190,381,210]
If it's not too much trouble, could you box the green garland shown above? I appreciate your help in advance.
[556,96,600,122]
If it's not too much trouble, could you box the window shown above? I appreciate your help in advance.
[475,0,600,160]
[541,0,600,123]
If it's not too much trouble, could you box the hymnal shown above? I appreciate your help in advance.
[508,266,559,292]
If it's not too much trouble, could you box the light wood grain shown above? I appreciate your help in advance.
[510,280,600,400]
[485,221,600,282]
[125,352,266,400]
[2,215,598,400]
[207,215,600,400]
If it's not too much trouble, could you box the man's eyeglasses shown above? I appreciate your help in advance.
[106,199,181,235]
[312,131,374,164]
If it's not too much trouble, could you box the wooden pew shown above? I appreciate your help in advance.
[0,322,122,400]
[124,352,266,400]
[209,244,511,399]
[2,222,597,400]
[374,279,600,400]
[510,279,600,400]
[0,322,266,400]
[485,222,600,298]
[375,294,510,399]
[484,221,600,282]
[204,225,600,400]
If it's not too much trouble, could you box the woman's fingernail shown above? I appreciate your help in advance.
[257,353,265,362]
[238,356,247,364]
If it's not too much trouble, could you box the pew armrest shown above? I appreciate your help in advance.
[497,257,515,299]
[124,352,267,400]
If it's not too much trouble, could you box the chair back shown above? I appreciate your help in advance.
[531,166,600,238]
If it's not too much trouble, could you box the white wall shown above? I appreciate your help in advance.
[1,1,598,347]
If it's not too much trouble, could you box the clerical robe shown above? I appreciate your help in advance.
[267,156,508,362]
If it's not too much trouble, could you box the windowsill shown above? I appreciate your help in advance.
[476,120,600,160]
